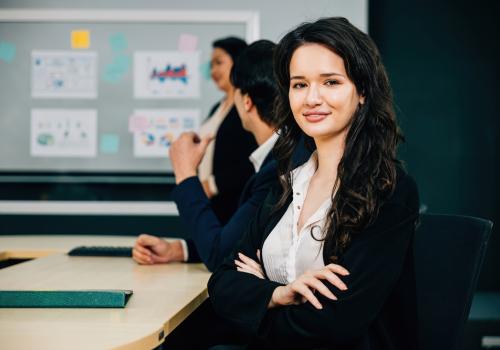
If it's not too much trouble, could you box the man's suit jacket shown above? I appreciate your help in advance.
[172,153,277,272]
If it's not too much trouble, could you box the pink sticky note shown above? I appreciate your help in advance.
[178,33,198,52]
[128,115,150,133]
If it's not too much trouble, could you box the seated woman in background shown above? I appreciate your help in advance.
[198,36,257,224]
[207,17,420,349]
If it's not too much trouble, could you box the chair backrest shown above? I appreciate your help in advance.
[414,213,493,350]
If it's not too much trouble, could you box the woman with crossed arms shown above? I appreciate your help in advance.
[208,17,420,349]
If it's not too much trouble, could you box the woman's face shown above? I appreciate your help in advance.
[210,47,234,93]
[288,43,364,142]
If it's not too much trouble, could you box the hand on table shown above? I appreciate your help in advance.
[132,234,184,265]
[269,264,350,310]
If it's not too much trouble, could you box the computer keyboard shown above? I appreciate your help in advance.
[68,246,133,257]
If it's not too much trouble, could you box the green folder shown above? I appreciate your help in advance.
[0,290,133,308]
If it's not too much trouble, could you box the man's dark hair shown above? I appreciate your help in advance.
[230,40,278,127]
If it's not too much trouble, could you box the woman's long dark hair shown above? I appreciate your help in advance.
[273,17,404,262]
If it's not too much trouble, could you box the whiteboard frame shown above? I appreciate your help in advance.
[0,9,260,43]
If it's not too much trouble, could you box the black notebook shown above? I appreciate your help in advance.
[68,246,132,257]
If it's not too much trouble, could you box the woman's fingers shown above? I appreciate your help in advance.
[316,269,348,291]
[303,276,338,300]
[326,263,350,276]
[291,282,323,309]
[234,259,264,278]
[238,253,262,271]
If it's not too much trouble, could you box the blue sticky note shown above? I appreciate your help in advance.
[199,61,211,80]
[0,41,16,63]
[102,65,122,83]
[109,33,128,53]
[102,54,131,83]
[100,134,120,154]
[113,54,131,72]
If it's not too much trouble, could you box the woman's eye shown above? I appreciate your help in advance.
[292,82,307,89]
[325,79,339,86]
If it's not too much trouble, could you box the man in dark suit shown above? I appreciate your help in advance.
[132,40,282,271]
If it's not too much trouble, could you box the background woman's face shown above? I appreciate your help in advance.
[210,48,234,93]
[288,43,364,142]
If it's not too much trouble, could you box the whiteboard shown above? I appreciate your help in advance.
[0,9,259,178]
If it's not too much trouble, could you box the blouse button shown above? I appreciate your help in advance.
[296,192,300,196]
[297,205,301,209]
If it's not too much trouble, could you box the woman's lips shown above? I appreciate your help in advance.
[303,111,330,123]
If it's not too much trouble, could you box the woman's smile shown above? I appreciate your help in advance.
[302,110,331,123]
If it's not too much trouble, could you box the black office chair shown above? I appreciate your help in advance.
[414,213,493,350]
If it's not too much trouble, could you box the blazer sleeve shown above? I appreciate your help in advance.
[172,168,277,272]
[208,174,420,348]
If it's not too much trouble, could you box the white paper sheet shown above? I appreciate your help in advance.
[31,51,98,98]
[31,109,97,157]
[134,51,200,99]
[132,109,200,158]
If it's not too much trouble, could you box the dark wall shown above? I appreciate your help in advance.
[369,0,499,290]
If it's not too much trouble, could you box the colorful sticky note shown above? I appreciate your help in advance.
[100,134,120,154]
[71,30,90,49]
[178,33,198,52]
[109,33,127,53]
[199,61,211,80]
[102,66,122,83]
[102,54,131,83]
[129,115,150,133]
[0,41,16,63]
[113,54,131,71]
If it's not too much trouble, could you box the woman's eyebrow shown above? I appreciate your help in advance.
[290,72,345,80]
[320,72,344,78]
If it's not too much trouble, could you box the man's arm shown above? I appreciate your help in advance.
[172,164,276,271]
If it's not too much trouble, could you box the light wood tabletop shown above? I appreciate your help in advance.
[0,235,211,350]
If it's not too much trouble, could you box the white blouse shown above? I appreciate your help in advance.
[262,153,332,284]
[197,100,233,195]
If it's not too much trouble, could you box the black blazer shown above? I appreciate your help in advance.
[172,153,277,272]
[208,167,420,350]
[207,103,257,224]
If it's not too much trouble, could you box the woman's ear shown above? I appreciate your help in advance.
[359,95,366,105]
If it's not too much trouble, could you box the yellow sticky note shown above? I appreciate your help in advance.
[71,30,90,49]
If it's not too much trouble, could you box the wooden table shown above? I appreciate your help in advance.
[0,235,211,350]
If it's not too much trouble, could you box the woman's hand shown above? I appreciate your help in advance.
[269,264,350,310]
[234,251,265,279]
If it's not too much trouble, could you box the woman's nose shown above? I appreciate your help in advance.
[305,84,322,107]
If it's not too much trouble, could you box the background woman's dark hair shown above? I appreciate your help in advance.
[230,40,279,127]
[212,37,248,63]
[273,17,404,262]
